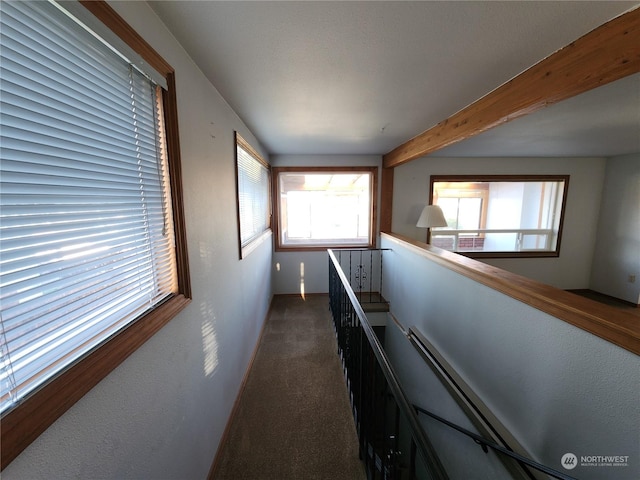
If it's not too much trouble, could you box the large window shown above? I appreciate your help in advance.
[235,133,271,258]
[430,175,569,258]
[273,167,377,250]
[0,1,190,469]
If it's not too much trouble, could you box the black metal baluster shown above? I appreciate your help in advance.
[327,249,448,480]
[392,403,400,478]
[380,250,384,303]
[369,249,374,304]
[358,249,363,303]
[352,251,356,303]
[357,309,366,467]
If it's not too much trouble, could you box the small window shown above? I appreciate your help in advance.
[273,167,377,250]
[430,175,569,258]
[235,133,271,258]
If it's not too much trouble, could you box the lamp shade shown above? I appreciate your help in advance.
[416,205,448,228]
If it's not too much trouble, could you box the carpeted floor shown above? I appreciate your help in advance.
[213,294,366,480]
[568,289,640,317]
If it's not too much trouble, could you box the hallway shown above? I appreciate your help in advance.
[212,294,365,480]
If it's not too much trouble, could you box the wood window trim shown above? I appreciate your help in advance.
[236,133,270,171]
[273,166,378,252]
[0,2,191,470]
[234,133,272,259]
[429,174,569,259]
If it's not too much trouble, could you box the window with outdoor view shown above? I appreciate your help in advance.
[430,175,569,258]
[273,167,377,250]
[0,0,190,468]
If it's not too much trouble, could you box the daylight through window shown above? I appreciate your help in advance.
[430,175,569,257]
[274,167,377,250]
[0,0,180,415]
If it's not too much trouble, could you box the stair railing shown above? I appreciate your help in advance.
[332,248,390,306]
[411,404,577,480]
[406,325,578,480]
[328,248,448,480]
[330,248,577,480]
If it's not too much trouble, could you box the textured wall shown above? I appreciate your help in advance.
[392,156,606,289]
[384,323,514,479]
[590,153,640,304]
[271,154,382,295]
[381,234,639,480]
[3,2,273,479]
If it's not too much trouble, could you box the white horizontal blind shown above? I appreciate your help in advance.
[237,141,270,247]
[0,0,177,414]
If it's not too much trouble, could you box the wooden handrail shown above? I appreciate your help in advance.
[382,232,640,355]
[328,249,449,480]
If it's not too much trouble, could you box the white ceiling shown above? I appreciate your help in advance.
[149,1,639,158]
[434,72,640,157]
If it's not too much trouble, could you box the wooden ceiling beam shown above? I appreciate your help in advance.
[383,7,640,169]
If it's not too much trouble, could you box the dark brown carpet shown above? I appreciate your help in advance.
[568,289,640,317]
[213,294,365,480]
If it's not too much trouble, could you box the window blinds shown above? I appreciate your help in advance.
[0,1,177,414]
[236,142,270,247]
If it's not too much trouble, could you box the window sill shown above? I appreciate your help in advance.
[241,229,273,259]
[0,294,191,470]
[275,242,375,252]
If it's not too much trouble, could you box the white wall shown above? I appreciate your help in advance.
[3,3,273,479]
[271,154,382,294]
[381,234,640,480]
[384,322,515,479]
[590,153,640,304]
[392,156,606,289]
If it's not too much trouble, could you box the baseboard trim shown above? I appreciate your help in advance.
[207,295,275,480]
[273,292,328,297]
